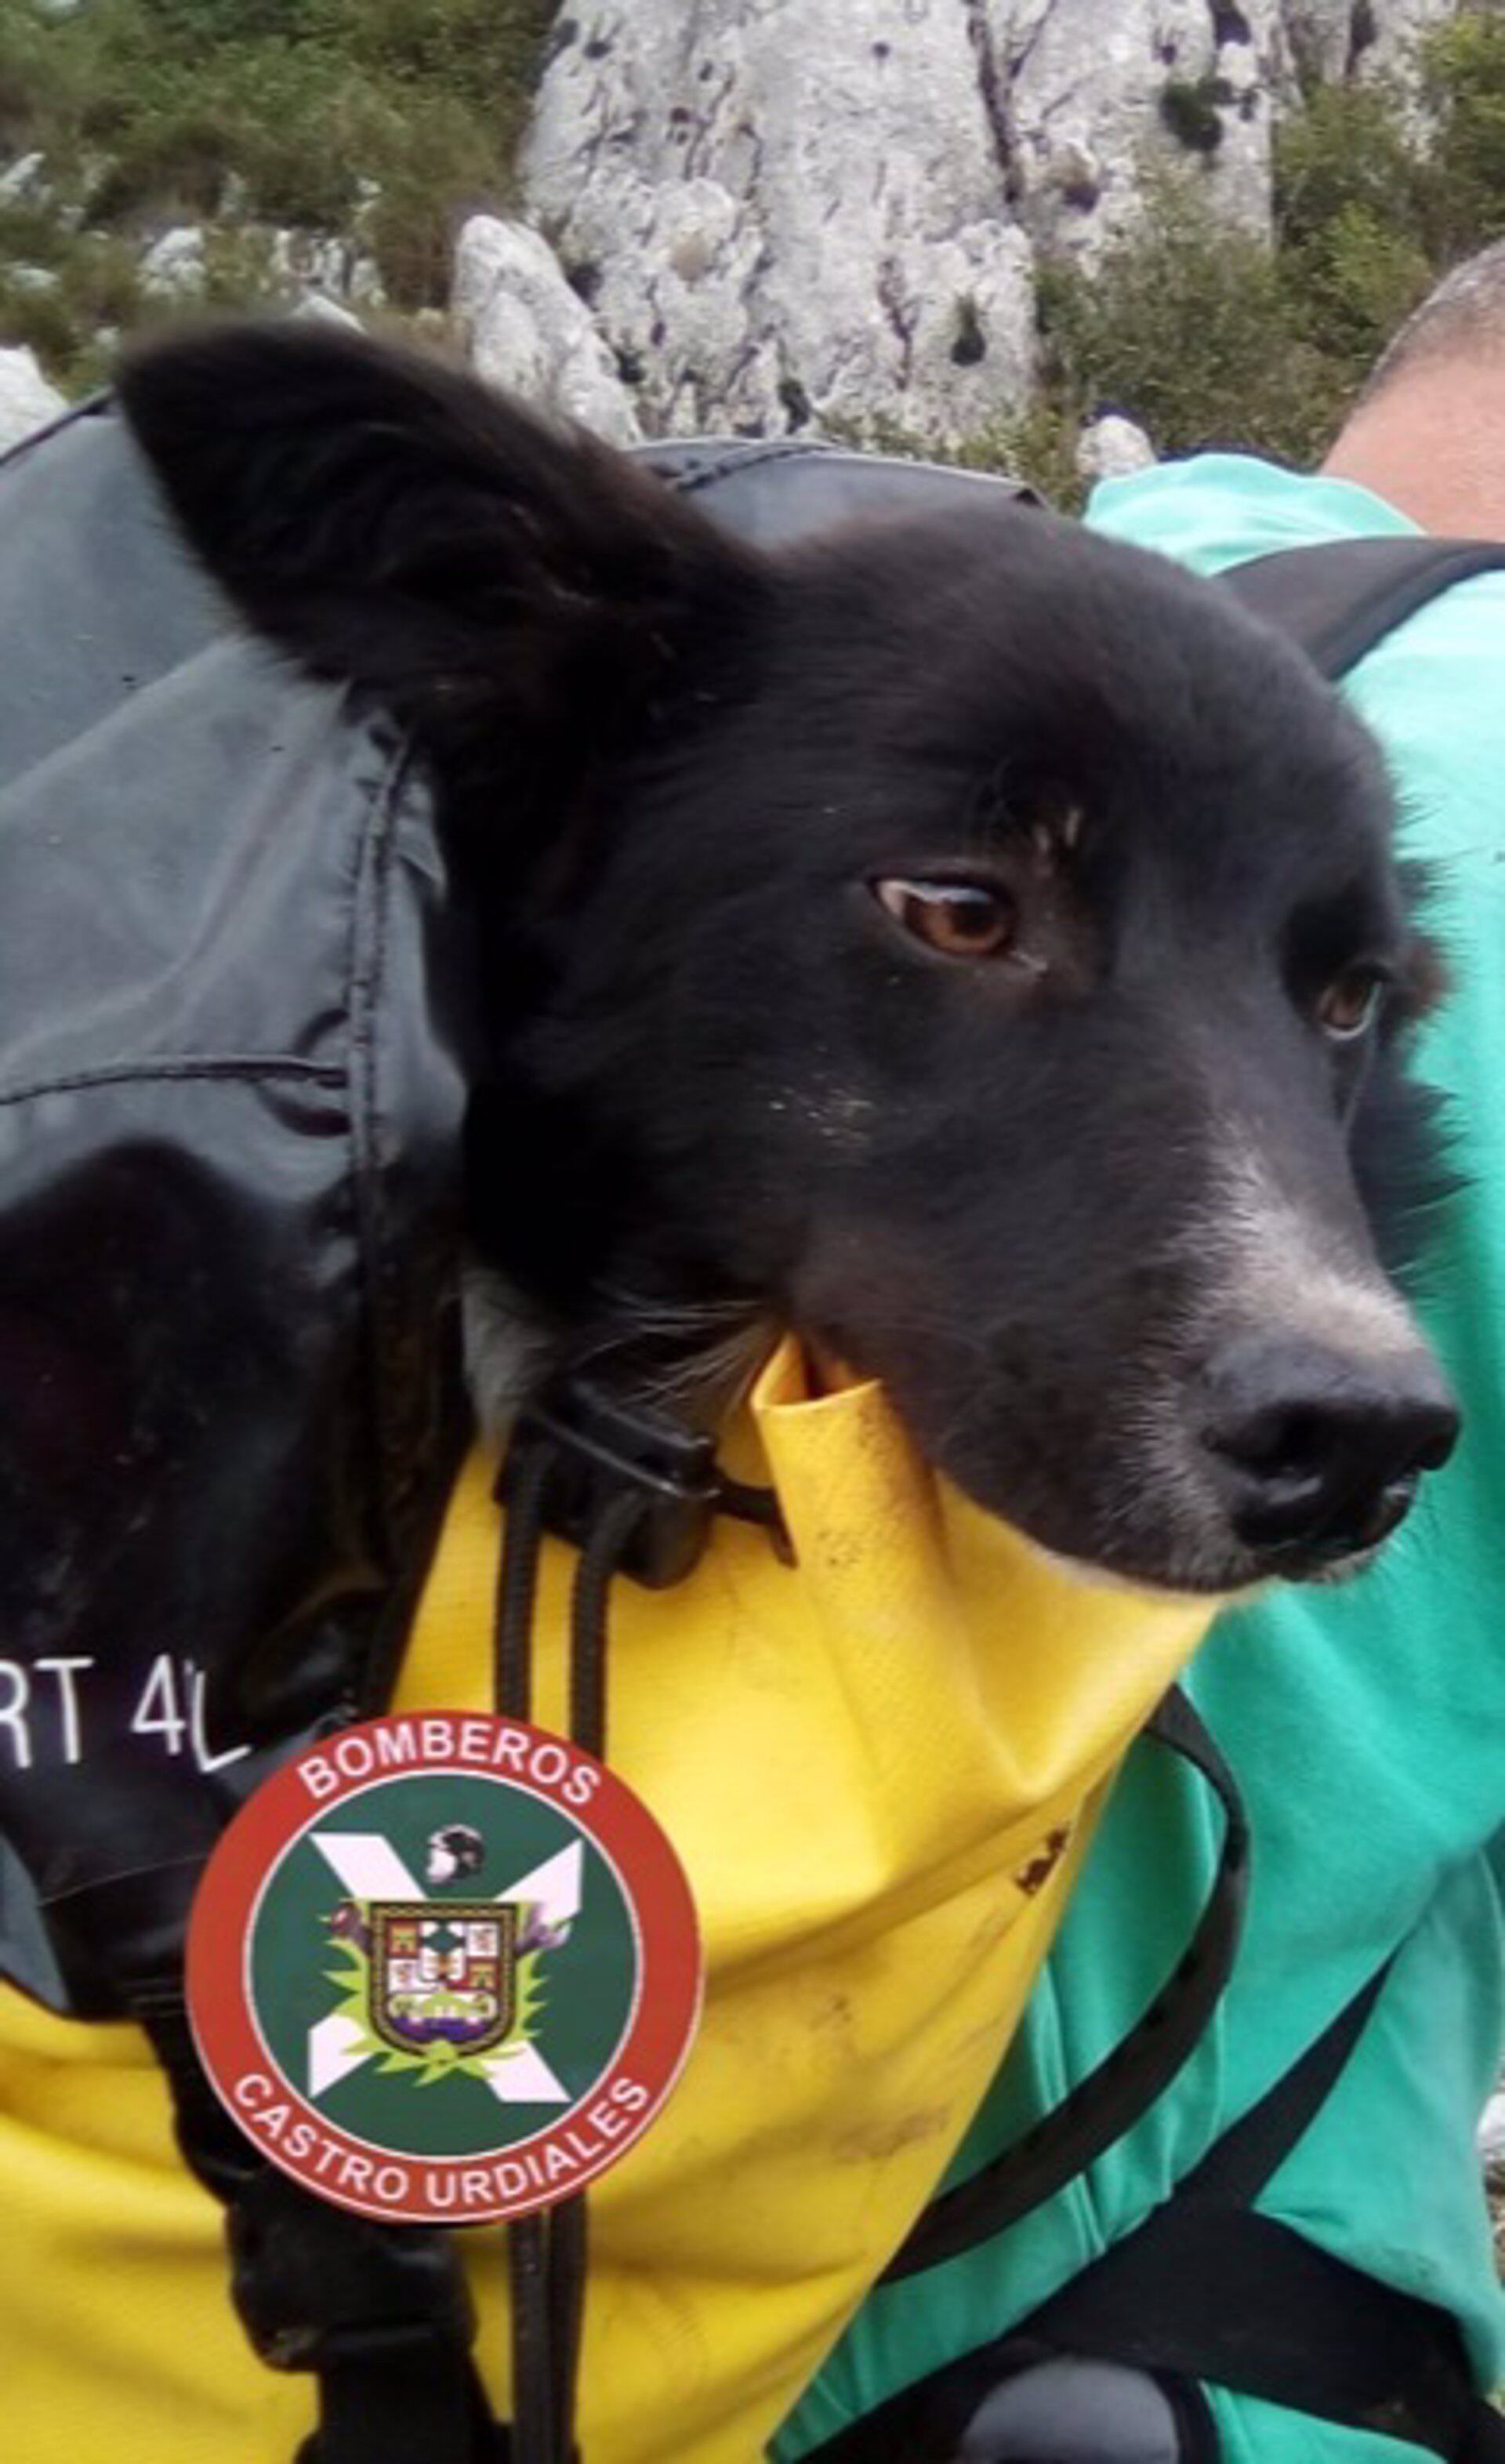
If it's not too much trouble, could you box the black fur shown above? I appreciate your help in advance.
[118,324,1456,1591]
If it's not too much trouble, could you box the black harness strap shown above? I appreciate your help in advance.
[1170,1960,1388,2213]
[1219,535,1505,670]
[1005,1949,1504,2462]
[882,1687,1249,2282]
[804,1962,1494,2464]
[1033,2207,1480,2455]
[140,1996,502,2464]
[296,2327,506,2464]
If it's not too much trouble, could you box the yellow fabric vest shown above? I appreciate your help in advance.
[0,1342,1214,2462]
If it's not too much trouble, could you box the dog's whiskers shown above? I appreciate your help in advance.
[563,1287,774,1430]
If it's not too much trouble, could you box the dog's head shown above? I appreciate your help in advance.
[120,325,1458,1594]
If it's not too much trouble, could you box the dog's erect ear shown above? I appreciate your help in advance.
[116,321,764,789]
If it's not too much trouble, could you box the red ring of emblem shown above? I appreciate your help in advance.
[187,1711,702,2226]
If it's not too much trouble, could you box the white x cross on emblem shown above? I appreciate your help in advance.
[304,1833,582,2105]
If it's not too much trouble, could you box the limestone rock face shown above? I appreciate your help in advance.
[514,2,1461,444]
[452,216,643,442]
[0,347,67,453]
[1282,0,1455,83]
[1282,2,1374,81]
[994,1,1296,264]
[522,2,1038,444]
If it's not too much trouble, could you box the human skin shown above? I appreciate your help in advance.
[1323,357,1505,540]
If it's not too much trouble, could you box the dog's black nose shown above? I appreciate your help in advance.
[1201,1334,1459,1567]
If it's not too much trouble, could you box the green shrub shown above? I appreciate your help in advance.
[1272,82,1433,383]
[1038,172,1342,466]
[0,0,553,373]
[818,401,1089,517]
[1418,13,1505,259]
[54,230,144,331]
[0,199,67,270]
[0,223,146,393]
[1273,78,1423,256]
[1284,201,1432,372]
[1032,17,1505,476]
[1159,75,1228,155]
[0,271,76,370]
[943,401,1088,513]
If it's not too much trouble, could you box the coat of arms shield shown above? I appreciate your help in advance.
[369,1900,517,2055]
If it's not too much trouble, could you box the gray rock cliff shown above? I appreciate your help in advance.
[457,0,1461,444]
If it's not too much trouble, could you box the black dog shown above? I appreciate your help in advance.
[117,324,1457,1595]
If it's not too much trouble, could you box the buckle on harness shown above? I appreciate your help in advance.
[505,1377,723,1588]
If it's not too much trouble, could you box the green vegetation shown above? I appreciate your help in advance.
[0,0,553,386]
[1158,74,1231,157]
[1039,170,1340,473]
[1008,11,1505,500]
[1419,12,1505,260]
[821,397,1088,516]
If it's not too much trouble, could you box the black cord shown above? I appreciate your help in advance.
[547,1491,647,2460]
[510,2212,557,2464]
[545,2195,589,2462]
[493,1419,767,2463]
[569,1488,643,1756]
[495,1442,552,1722]
[495,1457,647,2464]
[495,1442,559,2463]
[880,1686,1250,2281]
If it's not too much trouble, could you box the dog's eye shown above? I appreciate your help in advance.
[873,876,1019,960]
[1316,963,1387,1041]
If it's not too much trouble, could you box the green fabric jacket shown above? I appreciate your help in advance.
[776,455,1505,2462]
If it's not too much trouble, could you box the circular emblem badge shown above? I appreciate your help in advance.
[187,1712,701,2225]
